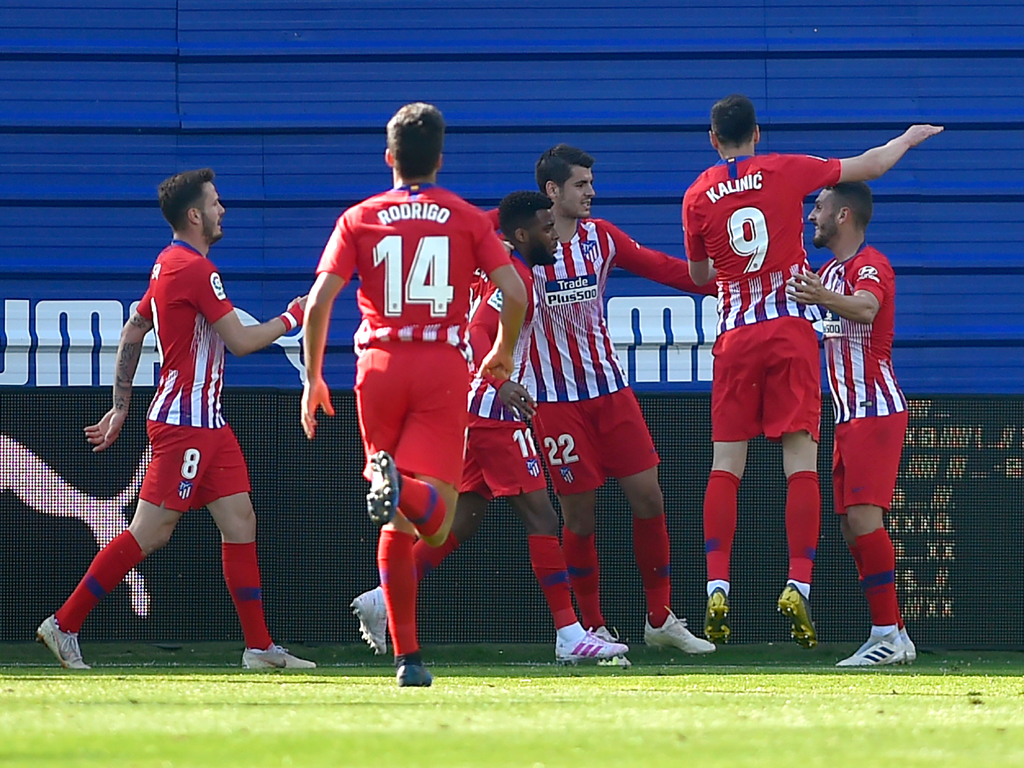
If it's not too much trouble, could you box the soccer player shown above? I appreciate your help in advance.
[523,144,715,654]
[301,103,527,687]
[682,93,941,647]
[36,168,315,670]
[351,191,630,664]
[787,182,915,666]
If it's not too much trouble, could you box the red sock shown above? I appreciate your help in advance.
[856,528,901,626]
[55,530,145,633]
[704,470,740,582]
[413,532,459,582]
[561,528,604,630]
[399,475,447,539]
[222,542,274,651]
[847,536,866,579]
[528,535,577,629]
[378,528,419,656]
[785,471,820,584]
[633,515,672,627]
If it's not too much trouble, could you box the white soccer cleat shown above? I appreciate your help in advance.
[590,625,632,667]
[835,629,906,667]
[900,627,917,664]
[351,586,388,655]
[242,643,316,669]
[645,609,717,654]
[555,629,629,663]
[36,614,90,669]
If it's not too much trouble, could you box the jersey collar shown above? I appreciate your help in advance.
[170,239,204,257]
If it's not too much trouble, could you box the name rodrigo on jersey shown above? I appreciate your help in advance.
[376,202,451,225]
[705,172,763,204]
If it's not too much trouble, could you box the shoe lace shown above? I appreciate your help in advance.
[59,632,83,662]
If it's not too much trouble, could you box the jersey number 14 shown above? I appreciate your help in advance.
[373,235,454,317]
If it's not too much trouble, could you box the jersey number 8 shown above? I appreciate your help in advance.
[728,207,769,273]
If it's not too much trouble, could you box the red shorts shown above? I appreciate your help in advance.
[459,420,547,501]
[140,421,251,512]
[711,317,821,442]
[532,387,658,496]
[832,410,908,513]
[355,343,470,487]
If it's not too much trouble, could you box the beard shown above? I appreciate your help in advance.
[526,240,557,266]
[202,213,223,245]
[812,219,837,249]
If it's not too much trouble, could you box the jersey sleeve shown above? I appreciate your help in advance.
[850,253,892,306]
[604,220,715,295]
[135,284,154,320]
[782,155,843,197]
[189,259,235,325]
[467,282,501,368]
[316,213,358,282]
[682,188,710,264]
[473,211,514,276]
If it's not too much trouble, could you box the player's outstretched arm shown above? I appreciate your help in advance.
[85,311,153,452]
[214,296,306,358]
[839,125,944,183]
[786,269,880,324]
[301,272,345,439]
[479,264,526,382]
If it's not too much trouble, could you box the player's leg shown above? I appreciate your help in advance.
[533,401,608,632]
[763,319,823,649]
[38,498,175,669]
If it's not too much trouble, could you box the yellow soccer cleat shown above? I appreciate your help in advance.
[777,584,817,649]
[705,588,731,643]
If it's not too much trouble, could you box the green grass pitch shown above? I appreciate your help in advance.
[2,642,1023,767]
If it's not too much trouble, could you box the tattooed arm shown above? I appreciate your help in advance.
[85,311,154,452]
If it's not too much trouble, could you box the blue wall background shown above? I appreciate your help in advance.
[1,0,1022,392]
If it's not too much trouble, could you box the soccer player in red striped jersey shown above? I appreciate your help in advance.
[37,168,315,671]
[351,191,629,664]
[787,182,915,666]
[301,103,527,687]
[683,93,941,647]
[525,144,716,655]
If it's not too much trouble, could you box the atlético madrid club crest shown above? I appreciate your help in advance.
[526,458,541,477]
[559,466,575,483]
[178,480,193,500]
[580,240,598,261]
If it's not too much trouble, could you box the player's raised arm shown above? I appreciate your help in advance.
[84,310,154,452]
[606,222,716,295]
[838,125,943,183]
[214,296,306,358]
[479,263,526,381]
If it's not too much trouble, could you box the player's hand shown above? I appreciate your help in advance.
[497,380,536,419]
[901,124,943,148]
[301,376,335,439]
[84,408,127,453]
[786,269,828,306]
[480,345,514,383]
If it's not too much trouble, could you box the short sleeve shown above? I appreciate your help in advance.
[850,254,892,305]
[682,191,709,263]
[782,155,843,197]
[316,213,358,282]
[473,211,514,276]
[136,285,154,320]
[190,259,235,325]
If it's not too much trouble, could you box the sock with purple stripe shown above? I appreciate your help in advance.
[222,541,273,651]
[633,514,672,628]
[398,476,448,540]
[55,530,145,633]
[856,528,901,626]
[561,528,605,630]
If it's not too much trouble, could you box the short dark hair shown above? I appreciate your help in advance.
[158,168,215,230]
[535,144,594,192]
[498,191,553,238]
[387,102,445,179]
[711,94,757,147]
[828,181,874,228]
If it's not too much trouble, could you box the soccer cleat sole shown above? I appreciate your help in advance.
[705,592,731,644]
[366,452,398,527]
[777,590,818,649]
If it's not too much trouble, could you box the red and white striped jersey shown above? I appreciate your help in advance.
[136,241,235,429]
[819,245,906,424]
[466,255,537,423]
[683,153,842,337]
[316,184,512,358]
[521,218,710,403]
